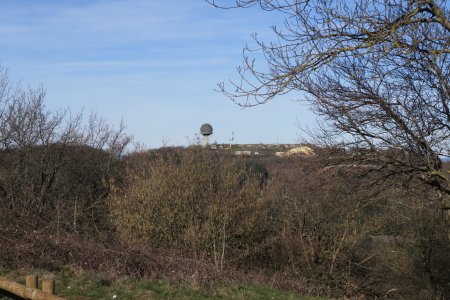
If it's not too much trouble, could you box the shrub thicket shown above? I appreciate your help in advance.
[0,66,131,236]
[111,147,267,269]
[0,144,125,234]
[110,149,450,299]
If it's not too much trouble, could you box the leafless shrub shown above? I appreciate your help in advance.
[110,147,266,270]
[111,148,449,298]
[0,66,131,235]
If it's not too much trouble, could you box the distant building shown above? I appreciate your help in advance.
[234,150,252,156]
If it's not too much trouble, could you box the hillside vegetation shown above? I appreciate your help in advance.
[0,143,449,299]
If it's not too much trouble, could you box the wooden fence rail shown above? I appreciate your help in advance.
[0,275,65,300]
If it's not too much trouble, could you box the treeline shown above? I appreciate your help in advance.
[0,69,449,299]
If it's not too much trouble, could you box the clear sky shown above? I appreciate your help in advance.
[0,0,315,148]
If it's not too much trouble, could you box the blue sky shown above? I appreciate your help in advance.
[0,0,315,148]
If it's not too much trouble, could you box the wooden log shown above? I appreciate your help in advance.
[42,277,55,295]
[0,276,65,300]
[26,275,38,289]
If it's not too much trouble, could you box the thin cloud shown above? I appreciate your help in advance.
[50,55,236,72]
[0,0,259,49]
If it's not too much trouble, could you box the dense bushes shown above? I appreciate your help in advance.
[110,149,450,298]
[111,147,266,269]
[0,144,125,234]
[1,142,448,298]
[0,66,130,236]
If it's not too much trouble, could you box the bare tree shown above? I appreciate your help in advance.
[0,65,132,231]
[208,0,450,197]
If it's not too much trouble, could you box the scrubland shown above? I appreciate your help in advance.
[0,145,449,299]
